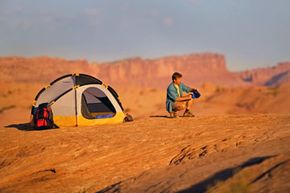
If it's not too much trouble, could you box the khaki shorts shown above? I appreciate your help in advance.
[172,101,186,111]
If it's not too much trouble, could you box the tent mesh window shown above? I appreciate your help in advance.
[81,87,116,119]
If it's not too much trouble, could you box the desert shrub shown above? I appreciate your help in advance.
[0,105,16,114]
[267,87,279,96]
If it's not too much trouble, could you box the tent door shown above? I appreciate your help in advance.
[81,87,116,119]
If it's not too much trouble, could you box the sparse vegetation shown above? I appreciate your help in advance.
[0,105,16,114]
[266,86,280,96]
[74,188,87,193]
[215,86,226,93]
[206,174,250,193]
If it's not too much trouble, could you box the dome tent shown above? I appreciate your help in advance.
[31,74,127,127]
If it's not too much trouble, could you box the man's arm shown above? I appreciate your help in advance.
[175,95,191,102]
[176,83,198,101]
[181,83,196,93]
[177,84,191,101]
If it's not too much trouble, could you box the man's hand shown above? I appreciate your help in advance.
[190,88,197,92]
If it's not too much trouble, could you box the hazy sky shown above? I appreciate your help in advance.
[0,0,289,70]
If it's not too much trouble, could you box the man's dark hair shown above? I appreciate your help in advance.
[172,72,182,81]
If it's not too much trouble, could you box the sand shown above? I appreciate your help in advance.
[1,110,290,193]
[0,82,290,193]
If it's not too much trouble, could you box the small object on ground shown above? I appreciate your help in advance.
[124,113,134,122]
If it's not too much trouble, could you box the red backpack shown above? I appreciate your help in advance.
[33,103,54,129]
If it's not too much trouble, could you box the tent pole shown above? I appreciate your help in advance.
[74,87,78,127]
[73,74,78,127]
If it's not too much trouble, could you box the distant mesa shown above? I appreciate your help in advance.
[0,54,290,88]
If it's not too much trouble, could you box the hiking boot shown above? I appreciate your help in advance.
[173,112,179,118]
[183,109,195,117]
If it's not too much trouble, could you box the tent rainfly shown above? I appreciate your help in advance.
[31,74,126,127]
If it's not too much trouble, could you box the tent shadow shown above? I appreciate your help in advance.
[5,123,58,131]
[176,155,276,193]
[149,115,171,118]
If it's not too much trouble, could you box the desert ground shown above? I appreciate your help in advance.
[0,81,290,193]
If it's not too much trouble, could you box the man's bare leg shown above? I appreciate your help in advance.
[185,98,193,110]
[169,112,178,118]
[170,101,186,118]
[183,99,194,117]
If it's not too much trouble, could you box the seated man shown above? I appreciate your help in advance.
[166,72,196,118]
